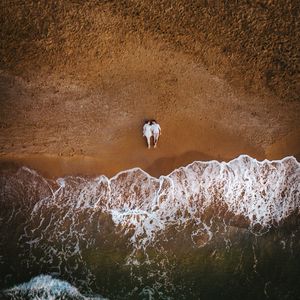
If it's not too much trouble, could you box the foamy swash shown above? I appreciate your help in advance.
[2,155,299,249]
[1,155,299,298]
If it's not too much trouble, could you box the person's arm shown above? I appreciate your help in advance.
[159,124,162,135]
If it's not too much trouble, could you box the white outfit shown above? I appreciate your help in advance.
[143,123,152,148]
[151,123,161,147]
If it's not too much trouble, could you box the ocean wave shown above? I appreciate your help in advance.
[1,155,299,250]
[1,155,299,297]
[2,275,107,299]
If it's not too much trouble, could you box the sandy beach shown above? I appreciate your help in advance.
[0,1,299,178]
[1,2,300,299]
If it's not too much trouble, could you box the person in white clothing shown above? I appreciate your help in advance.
[150,120,161,148]
[143,120,152,149]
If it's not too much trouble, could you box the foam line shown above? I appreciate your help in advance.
[1,155,299,251]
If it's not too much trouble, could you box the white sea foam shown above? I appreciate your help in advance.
[0,155,299,297]
[104,155,299,247]
[1,155,299,253]
[10,155,300,247]
[3,275,107,299]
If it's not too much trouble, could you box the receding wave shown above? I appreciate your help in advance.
[1,155,299,299]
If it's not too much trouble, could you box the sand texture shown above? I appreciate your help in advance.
[0,0,299,177]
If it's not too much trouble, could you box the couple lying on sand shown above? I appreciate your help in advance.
[143,120,162,149]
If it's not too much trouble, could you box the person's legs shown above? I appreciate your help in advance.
[153,133,159,148]
[146,135,151,149]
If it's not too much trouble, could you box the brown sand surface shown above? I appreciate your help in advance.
[0,1,299,178]
[0,62,298,178]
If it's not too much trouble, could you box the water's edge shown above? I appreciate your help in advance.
[1,155,299,299]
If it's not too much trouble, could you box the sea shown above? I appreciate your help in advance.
[0,155,299,299]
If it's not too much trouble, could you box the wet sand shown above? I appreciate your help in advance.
[0,115,295,179]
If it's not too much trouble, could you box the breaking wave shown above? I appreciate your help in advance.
[2,275,106,300]
[1,154,299,250]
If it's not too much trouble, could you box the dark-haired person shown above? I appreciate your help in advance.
[151,120,161,148]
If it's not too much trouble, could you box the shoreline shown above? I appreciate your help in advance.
[0,152,224,179]
[1,149,298,179]
[1,116,298,179]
